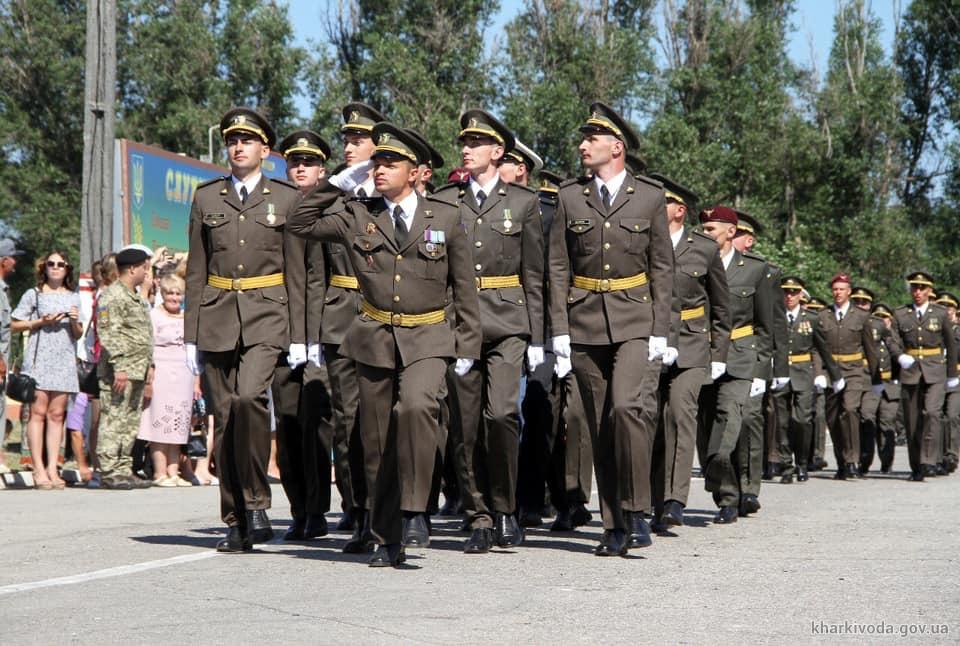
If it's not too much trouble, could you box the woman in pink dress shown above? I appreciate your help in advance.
[137,274,197,486]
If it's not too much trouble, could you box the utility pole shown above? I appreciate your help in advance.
[80,0,117,271]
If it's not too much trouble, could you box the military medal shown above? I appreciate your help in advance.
[503,208,512,230]
[267,203,276,225]
[929,317,940,332]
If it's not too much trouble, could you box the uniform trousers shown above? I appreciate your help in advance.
[203,343,281,528]
[321,344,363,513]
[517,353,563,513]
[944,389,959,468]
[357,357,446,545]
[902,380,946,473]
[652,366,706,510]
[572,338,658,529]
[449,335,525,529]
[701,376,751,508]
[772,386,813,475]
[826,386,863,468]
[738,388,765,496]
[810,390,827,465]
[858,389,898,471]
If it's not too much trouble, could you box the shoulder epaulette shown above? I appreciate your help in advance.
[508,183,536,194]
[560,176,589,188]
[424,193,459,208]
[691,229,715,244]
[633,174,663,190]
[197,176,229,190]
[267,177,298,190]
[433,182,466,194]
[742,251,766,262]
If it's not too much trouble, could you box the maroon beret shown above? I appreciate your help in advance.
[447,167,470,184]
[830,273,851,287]
[698,205,738,225]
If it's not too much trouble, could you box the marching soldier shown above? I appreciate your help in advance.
[290,123,482,567]
[649,173,730,529]
[185,107,307,552]
[803,295,831,471]
[697,207,772,523]
[549,102,674,555]
[434,111,545,553]
[817,273,879,480]
[771,277,835,483]
[935,292,960,473]
[858,302,902,474]
[890,272,958,481]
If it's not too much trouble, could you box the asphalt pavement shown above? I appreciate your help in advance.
[1,445,957,644]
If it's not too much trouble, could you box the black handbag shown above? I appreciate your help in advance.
[186,397,207,458]
[6,288,40,403]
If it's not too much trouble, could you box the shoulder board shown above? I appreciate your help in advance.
[197,176,229,190]
[560,176,589,188]
[633,174,663,189]
[742,251,766,262]
[508,183,536,194]
[433,182,465,194]
[267,177,298,190]
[691,229,715,244]
[930,302,947,313]
[424,193,459,208]
[895,304,912,312]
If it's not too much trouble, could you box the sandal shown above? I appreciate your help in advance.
[34,480,54,490]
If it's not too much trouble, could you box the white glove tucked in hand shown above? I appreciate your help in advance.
[947,377,959,389]
[454,358,474,377]
[307,343,323,368]
[185,343,203,375]
[749,377,766,397]
[554,355,573,379]
[526,345,545,373]
[661,347,679,366]
[832,377,846,393]
[898,354,917,370]
[710,362,726,381]
[771,377,790,391]
[287,343,307,369]
[648,336,668,361]
[552,335,571,359]
[329,160,374,193]
[813,375,827,392]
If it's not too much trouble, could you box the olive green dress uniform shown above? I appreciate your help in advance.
[700,247,773,510]
[96,280,154,478]
[817,301,879,475]
[549,171,674,531]
[434,140,545,530]
[289,163,482,545]
[184,171,306,530]
[652,222,730,515]
[890,297,958,477]
[804,298,830,469]
[858,310,902,473]
[942,307,960,472]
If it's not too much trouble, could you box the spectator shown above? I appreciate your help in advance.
[137,274,196,486]
[83,255,117,488]
[10,250,83,490]
[0,238,25,475]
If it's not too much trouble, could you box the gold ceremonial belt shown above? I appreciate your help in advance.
[681,305,705,321]
[208,273,284,291]
[730,325,754,340]
[788,353,812,364]
[906,347,942,358]
[329,275,360,290]
[832,352,863,362]
[476,275,521,290]
[572,272,647,293]
[880,370,892,380]
[360,300,445,327]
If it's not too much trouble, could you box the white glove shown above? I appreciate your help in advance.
[813,375,827,392]
[554,355,573,379]
[898,354,917,369]
[526,345,545,373]
[185,343,203,375]
[454,358,474,377]
[947,377,959,389]
[832,377,846,393]
[648,336,668,361]
[771,377,790,391]
[710,362,726,381]
[286,343,307,369]
[661,347,679,366]
[552,335,571,359]
[871,383,884,395]
[749,377,766,397]
[307,343,324,368]
[329,160,374,193]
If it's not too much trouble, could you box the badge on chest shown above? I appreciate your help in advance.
[424,229,445,255]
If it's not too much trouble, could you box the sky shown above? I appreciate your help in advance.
[284,0,901,117]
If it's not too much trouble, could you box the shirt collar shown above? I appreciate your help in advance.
[787,305,802,319]
[355,176,376,197]
[915,302,929,316]
[721,247,736,270]
[383,192,420,224]
[670,227,684,250]
[470,175,500,200]
[232,173,262,198]
[835,301,850,317]
[594,169,627,203]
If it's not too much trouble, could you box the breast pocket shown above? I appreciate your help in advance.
[566,219,596,255]
[254,212,286,251]
[490,219,522,258]
[352,234,387,273]
[202,213,231,251]
[619,218,650,255]
[417,242,448,281]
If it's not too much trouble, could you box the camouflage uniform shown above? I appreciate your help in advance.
[96,281,154,478]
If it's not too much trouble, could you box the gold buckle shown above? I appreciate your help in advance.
[599,279,610,292]
[475,277,481,291]
[391,314,402,326]
[232,278,243,290]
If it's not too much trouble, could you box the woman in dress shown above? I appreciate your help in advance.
[11,251,83,489]
[137,274,197,486]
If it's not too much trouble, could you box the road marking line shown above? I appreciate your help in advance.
[0,551,217,596]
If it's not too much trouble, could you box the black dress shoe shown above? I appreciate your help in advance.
[246,510,274,544]
[858,463,870,476]
[217,526,252,552]
[922,464,938,477]
[518,508,543,528]
[336,513,356,531]
[880,462,892,474]
[550,508,573,532]
[810,456,829,471]
[569,503,593,527]
[739,494,761,516]
[625,512,652,549]
[368,543,405,567]
[780,472,794,484]
[402,513,430,547]
[660,500,684,527]
[714,506,738,524]
[834,468,847,480]
[283,519,306,541]
[935,463,947,476]
[463,527,494,554]
[343,511,375,554]
[797,467,809,482]
[594,529,628,556]
[908,471,925,482]
[845,463,860,479]
[494,512,523,548]
[304,514,328,539]
[650,517,668,533]
[806,461,820,472]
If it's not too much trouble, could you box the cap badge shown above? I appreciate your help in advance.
[350,111,360,122]
[469,118,478,128]
[380,133,391,143]
[297,138,308,147]
[236,115,246,125]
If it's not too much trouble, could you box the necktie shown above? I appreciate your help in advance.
[393,206,408,247]
[788,313,795,327]
[476,190,486,209]
[837,309,844,323]
[917,309,923,321]
[357,187,367,198]
[600,185,612,210]
[239,185,248,204]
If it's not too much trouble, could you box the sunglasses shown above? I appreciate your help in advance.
[46,261,68,269]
